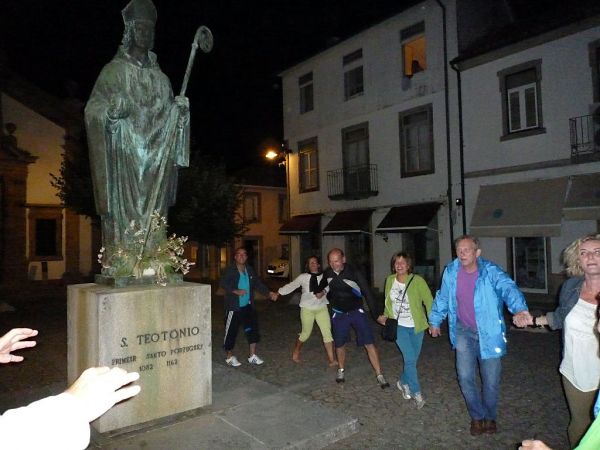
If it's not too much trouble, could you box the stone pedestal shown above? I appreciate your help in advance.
[67,282,211,435]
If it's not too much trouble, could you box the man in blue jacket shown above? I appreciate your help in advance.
[429,235,531,436]
[220,247,278,367]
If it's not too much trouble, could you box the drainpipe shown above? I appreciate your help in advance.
[434,0,454,255]
[450,61,467,235]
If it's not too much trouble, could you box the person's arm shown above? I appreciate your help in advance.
[278,275,304,296]
[428,267,450,336]
[0,366,140,450]
[355,269,381,319]
[492,265,532,327]
[219,266,237,294]
[417,276,434,316]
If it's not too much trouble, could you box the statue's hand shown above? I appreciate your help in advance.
[175,96,190,111]
[175,96,190,128]
[107,96,128,120]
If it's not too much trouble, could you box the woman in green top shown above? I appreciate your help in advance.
[377,252,433,409]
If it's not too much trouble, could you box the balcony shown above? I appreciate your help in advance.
[327,164,378,200]
[569,114,600,163]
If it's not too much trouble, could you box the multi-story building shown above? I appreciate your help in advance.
[280,0,459,291]
[455,1,600,299]
[187,182,288,283]
[0,68,95,288]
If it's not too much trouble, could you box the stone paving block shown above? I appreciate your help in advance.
[98,414,267,450]
[216,393,358,450]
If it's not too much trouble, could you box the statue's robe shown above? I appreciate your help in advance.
[85,47,189,248]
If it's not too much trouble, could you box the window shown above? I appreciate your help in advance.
[278,193,287,223]
[399,104,434,177]
[299,72,314,114]
[590,40,600,103]
[401,21,426,77]
[298,138,319,192]
[498,60,544,139]
[511,237,548,293]
[242,192,261,223]
[28,207,63,261]
[342,123,370,193]
[343,49,363,100]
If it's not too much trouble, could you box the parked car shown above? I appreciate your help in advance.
[267,258,289,278]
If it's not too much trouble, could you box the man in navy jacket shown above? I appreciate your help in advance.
[220,247,277,367]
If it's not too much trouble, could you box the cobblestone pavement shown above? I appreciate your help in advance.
[0,289,569,450]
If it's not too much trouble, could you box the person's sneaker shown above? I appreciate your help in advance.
[414,392,426,409]
[396,381,412,399]
[225,356,241,367]
[336,368,345,383]
[376,374,390,389]
[247,354,264,365]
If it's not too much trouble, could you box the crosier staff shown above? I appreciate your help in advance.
[180,25,214,96]
[133,25,214,277]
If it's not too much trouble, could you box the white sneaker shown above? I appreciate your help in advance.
[377,374,390,389]
[226,356,242,367]
[247,354,264,365]
[414,392,426,409]
[396,381,412,399]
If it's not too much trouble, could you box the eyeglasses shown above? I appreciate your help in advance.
[579,249,600,259]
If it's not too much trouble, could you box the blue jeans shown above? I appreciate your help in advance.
[455,322,502,420]
[396,325,424,395]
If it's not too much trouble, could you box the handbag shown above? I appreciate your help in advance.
[381,275,414,342]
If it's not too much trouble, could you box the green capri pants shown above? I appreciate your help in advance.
[299,305,333,343]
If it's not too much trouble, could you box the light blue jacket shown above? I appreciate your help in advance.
[429,257,528,359]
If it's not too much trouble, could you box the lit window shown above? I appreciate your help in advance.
[401,22,426,77]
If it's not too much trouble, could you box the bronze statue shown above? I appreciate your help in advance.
[85,0,190,249]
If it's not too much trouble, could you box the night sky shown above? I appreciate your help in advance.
[1,0,418,170]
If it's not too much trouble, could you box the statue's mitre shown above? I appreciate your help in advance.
[122,0,157,24]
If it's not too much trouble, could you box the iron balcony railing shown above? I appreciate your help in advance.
[327,164,378,200]
[569,113,600,163]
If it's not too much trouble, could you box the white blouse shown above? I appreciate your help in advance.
[560,298,600,392]
[278,273,329,310]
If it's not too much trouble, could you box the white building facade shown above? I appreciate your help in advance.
[280,0,460,291]
[456,12,600,298]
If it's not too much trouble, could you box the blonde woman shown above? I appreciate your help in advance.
[277,256,337,366]
[377,252,433,408]
[527,234,600,447]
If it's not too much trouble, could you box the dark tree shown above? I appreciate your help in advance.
[169,157,246,246]
[50,130,99,221]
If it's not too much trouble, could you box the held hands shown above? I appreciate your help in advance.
[512,310,533,328]
[0,328,38,363]
[376,315,387,326]
[269,292,279,302]
[65,367,141,423]
[315,291,325,299]
[428,326,441,337]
